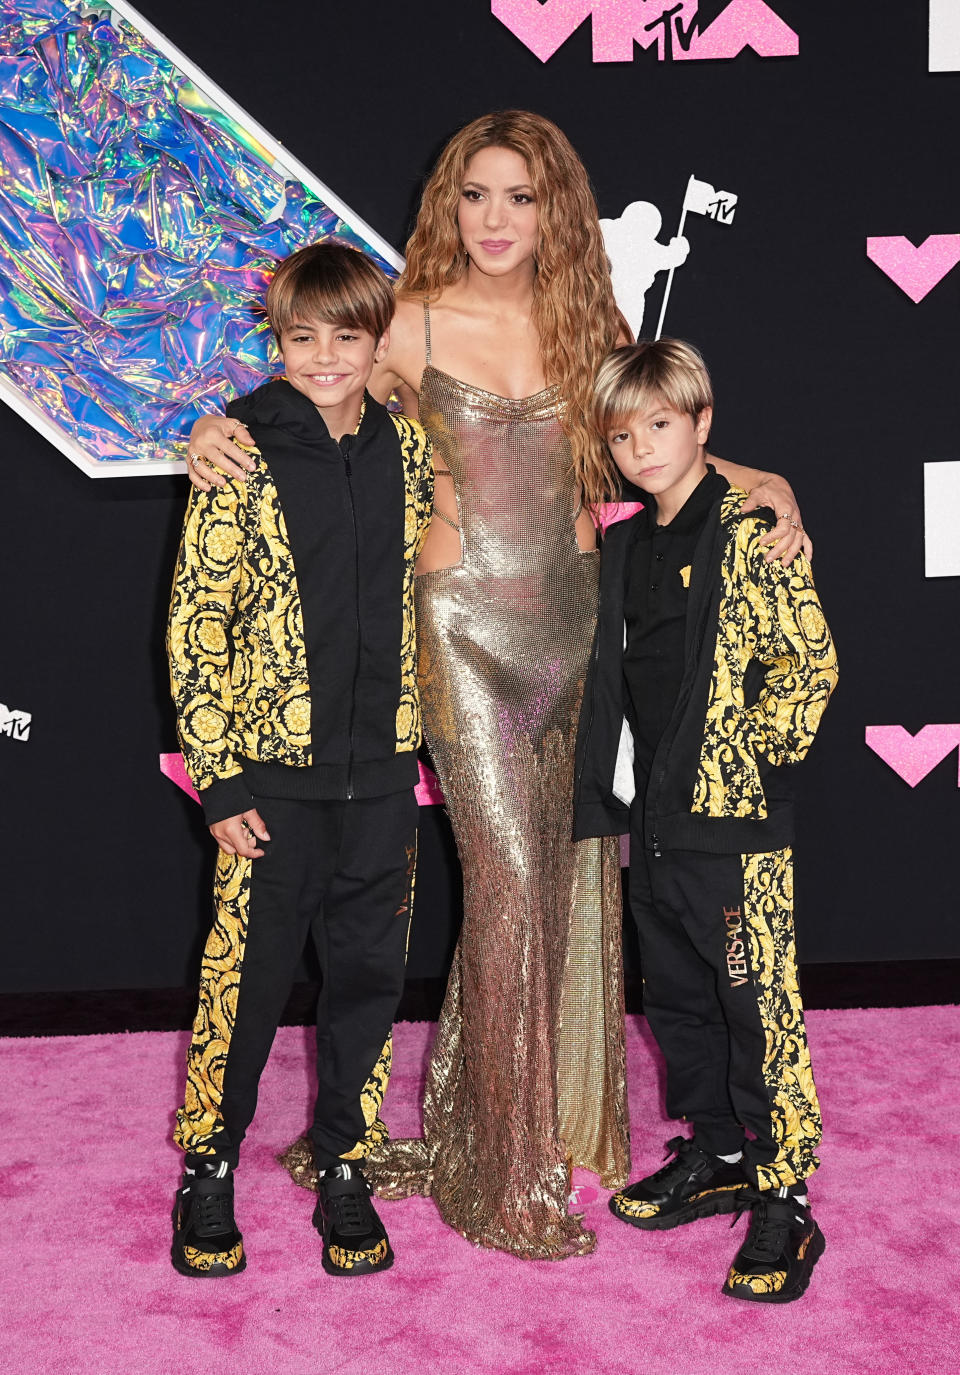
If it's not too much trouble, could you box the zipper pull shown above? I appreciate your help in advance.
[652,833,662,858]
[340,433,355,474]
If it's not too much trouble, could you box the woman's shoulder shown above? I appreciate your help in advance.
[386,295,428,380]
[393,292,426,323]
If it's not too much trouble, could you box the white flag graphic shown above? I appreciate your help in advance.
[656,173,741,340]
[683,175,738,225]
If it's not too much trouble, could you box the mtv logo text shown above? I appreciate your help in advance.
[0,703,32,741]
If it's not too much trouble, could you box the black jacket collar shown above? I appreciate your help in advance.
[638,464,728,536]
[227,378,382,447]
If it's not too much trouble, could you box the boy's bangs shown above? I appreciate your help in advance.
[601,378,665,435]
[594,340,713,435]
[267,243,395,341]
[275,279,368,335]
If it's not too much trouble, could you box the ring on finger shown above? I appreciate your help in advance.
[779,511,791,521]
[189,451,204,470]
[790,519,802,531]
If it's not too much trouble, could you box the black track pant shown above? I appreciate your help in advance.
[175,790,418,1170]
[628,835,821,1190]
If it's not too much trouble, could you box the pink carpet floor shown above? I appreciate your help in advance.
[2,1007,959,1374]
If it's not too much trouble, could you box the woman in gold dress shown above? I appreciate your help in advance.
[183,111,806,1260]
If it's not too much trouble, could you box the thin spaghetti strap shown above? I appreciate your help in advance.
[423,298,432,365]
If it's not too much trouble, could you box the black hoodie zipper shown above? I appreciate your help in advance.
[340,433,361,800]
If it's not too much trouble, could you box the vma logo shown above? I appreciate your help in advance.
[492,0,799,64]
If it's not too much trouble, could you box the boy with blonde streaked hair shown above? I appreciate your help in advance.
[574,338,837,1302]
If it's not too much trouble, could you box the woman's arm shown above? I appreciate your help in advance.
[711,455,812,564]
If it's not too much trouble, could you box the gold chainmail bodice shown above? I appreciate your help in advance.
[282,318,629,1259]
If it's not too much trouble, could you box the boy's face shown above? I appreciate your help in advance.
[606,399,712,508]
[279,317,388,432]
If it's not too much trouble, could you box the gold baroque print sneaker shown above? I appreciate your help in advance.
[313,1162,394,1277]
[610,1136,747,1231]
[171,1157,246,1278]
[723,1187,825,1303]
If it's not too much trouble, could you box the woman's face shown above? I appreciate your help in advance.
[457,145,539,278]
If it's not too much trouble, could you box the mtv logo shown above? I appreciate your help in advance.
[706,193,738,224]
[0,703,32,741]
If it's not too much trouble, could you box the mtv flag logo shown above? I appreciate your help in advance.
[0,703,32,741]
[684,177,738,225]
[653,174,740,338]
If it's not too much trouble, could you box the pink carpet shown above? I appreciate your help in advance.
[3,1008,958,1374]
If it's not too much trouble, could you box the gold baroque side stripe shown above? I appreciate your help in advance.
[175,849,251,1152]
[741,848,821,1189]
[339,1036,392,1161]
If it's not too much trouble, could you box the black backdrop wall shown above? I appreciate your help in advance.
[2,0,959,998]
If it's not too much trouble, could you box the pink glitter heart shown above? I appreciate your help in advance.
[866,235,960,304]
[865,725,960,787]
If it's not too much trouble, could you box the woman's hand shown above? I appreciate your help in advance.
[186,414,256,490]
[741,474,813,564]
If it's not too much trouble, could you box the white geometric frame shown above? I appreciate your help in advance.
[0,0,403,478]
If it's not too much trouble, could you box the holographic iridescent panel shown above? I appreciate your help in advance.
[0,0,400,474]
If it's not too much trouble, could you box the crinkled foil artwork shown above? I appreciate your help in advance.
[0,0,401,474]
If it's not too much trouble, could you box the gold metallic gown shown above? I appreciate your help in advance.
[283,341,630,1259]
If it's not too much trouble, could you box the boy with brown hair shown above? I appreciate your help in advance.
[574,339,837,1302]
[167,242,433,1279]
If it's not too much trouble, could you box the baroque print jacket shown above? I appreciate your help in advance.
[168,381,434,824]
[573,483,838,853]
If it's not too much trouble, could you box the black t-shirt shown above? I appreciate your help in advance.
[623,467,728,780]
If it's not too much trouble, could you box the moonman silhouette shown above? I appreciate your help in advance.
[600,201,690,339]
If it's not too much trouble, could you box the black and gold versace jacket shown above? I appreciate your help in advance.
[573,483,838,853]
[168,380,434,824]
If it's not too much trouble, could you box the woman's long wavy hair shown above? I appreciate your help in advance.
[400,111,625,506]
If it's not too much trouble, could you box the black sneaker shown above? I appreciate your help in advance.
[723,1187,825,1303]
[171,1157,246,1278]
[610,1135,747,1230]
[313,1162,393,1277]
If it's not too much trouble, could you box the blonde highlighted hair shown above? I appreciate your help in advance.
[267,242,395,343]
[400,110,624,505]
[592,339,714,499]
